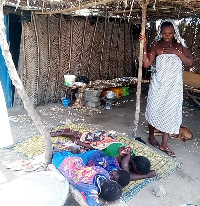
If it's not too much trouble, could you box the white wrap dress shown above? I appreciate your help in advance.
[145,54,183,134]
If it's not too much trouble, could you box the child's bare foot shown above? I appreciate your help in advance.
[50,130,67,137]
[50,128,71,137]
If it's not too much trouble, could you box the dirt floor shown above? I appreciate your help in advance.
[0,84,200,206]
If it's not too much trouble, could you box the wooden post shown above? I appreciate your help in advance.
[133,0,148,138]
[0,4,52,167]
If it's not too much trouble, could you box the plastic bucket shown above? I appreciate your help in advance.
[64,75,76,86]
[62,98,70,106]
[121,86,129,96]
[108,87,122,98]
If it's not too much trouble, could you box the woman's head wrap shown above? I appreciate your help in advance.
[154,18,187,47]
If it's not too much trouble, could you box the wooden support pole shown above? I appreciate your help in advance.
[0,4,52,167]
[35,0,120,15]
[133,0,148,138]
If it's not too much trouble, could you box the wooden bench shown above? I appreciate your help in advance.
[183,71,200,107]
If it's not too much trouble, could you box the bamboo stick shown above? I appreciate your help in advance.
[54,14,62,100]
[32,12,40,105]
[132,0,148,138]
[87,17,99,78]
[0,4,52,167]
[58,14,62,66]
[22,21,27,87]
[115,19,120,78]
[55,14,62,101]
[78,16,88,76]
[108,19,116,79]
[73,84,87,109]
[69,16,73,73]
[43,14,52,104]
[123,20,126,76]
[35,0,120,15]
[99,17,107,80]
[130,24,134,77]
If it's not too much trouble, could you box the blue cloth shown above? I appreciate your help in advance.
[53,155,110,206]
[0,15,12,108]
[52,150,120,173]
[52,151,74,169]
[87,150,120,173]
[52,150,97,169]
[74,150,97,165]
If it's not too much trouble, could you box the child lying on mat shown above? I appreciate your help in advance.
[51,128,156,181]
[53,149,130,187]
[52,152,122,206]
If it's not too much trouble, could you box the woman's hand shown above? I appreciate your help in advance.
[162,45,180,55]
[162,44,193,66]
[119,146,131,156]
[139,34,148,55]
[139,34,147,44]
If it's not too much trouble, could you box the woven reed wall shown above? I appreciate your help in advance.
[17,15,200,107]
[146,19,200,74]
[17,14,140,106]
[182,20,200,74]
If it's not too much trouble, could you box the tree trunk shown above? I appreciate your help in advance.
[0,5,52,167]
[133,1,148,138]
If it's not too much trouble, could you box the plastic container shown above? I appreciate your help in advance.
[64,75,76,86]
[108,87,123,98]
[121,86,129,96]
[62,98,70,106]
[106,91,116,100]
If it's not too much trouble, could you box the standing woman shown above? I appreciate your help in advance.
[140,19,193,157]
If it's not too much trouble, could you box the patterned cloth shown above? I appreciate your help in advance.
[145,54,183,134]
[87,150,120,173]
[53,150,120,173]
[52,151,74,169]
[80,131,118,150]
[53,154,110,206]
[75,150,97,165]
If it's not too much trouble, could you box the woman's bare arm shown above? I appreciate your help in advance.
[178,46,193,66]
[129,170,156,181]
[75,139,94,149]
[139,34,157,68]
[162,43,193,67]
[143,42,157,68]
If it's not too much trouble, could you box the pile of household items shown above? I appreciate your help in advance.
[64,75,149,109]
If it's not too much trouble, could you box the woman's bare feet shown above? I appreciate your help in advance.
[148,137,160,148]
[159,145,176,157]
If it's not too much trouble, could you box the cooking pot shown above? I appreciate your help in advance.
[106,91,116,100]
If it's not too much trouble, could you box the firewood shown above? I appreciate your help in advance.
[73,84,87,109]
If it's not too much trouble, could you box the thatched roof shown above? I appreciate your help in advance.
[3,0,200,22]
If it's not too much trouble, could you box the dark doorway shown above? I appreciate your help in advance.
[9,13,22,69]
[9,13,22,104]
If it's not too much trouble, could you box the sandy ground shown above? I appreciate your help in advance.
[0,84,200,206]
